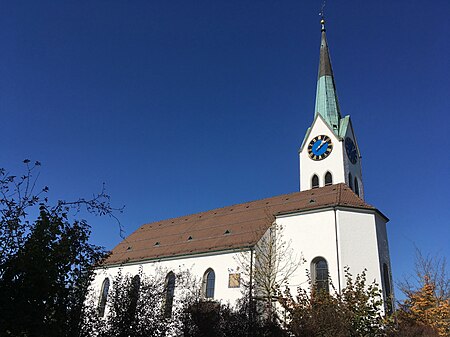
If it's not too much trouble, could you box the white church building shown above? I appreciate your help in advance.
[92,19,393,316]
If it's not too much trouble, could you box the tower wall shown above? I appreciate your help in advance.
[342,122,364,198]
[300,116,345,191]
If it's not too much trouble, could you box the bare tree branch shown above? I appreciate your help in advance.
[235,209,304,322]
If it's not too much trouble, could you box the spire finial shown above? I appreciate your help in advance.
[319,0,326,31]
[315,0,341,131]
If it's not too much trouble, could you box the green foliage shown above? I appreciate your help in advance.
[340,269,385,336]
[0,161,116,337]
[280,268,386,337]
[182,300,225,337]
[82,271,288,337]
[180,296,288,337]
[0,208,105,337]
[81,268,198,337]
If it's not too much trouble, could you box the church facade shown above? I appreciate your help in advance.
[92,20,393,316]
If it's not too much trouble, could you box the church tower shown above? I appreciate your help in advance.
[299,19,364,199]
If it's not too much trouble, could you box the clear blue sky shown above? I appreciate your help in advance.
[1,0,449,298]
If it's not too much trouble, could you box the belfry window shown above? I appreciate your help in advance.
[203,268,215,298]
[311,174,319,189]
[98,278,110,317]
[312,257,329,293]
[354,177,360,196]
[348,173,353,190]
[164,272,176,318]
[324,172,333,186]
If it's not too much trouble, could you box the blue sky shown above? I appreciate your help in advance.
[1,0,449,298]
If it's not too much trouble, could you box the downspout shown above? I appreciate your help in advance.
[334,207,341,292]
[249,247,254,337]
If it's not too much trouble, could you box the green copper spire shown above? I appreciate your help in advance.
[314,19,342,132]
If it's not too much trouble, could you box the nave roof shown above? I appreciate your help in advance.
[104,183,378,266]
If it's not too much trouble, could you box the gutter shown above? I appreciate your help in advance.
[276,204,389,223]
[248,247,254,336]
[98,245,254,270]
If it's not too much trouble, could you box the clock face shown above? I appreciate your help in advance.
[308,135,333,160]
[345,137,358,164]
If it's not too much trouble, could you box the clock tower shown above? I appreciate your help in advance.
[299,19,364,199]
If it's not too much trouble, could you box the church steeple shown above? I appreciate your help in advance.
[299,18,364,199]
[314,19,342,133]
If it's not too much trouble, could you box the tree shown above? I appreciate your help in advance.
[180,296,288,337]
[0,161,121,337]
[235,211,304,324]
[280,268,386,337]
[84,267,288,337]
[393,250,450,336]
[81,267,199,337]
[181,300,225,337]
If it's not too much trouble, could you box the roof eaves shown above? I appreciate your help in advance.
[100,245,255,269]
[275,204,338,217]
[299,126,312,153]
[335,205,389,222]
[275,203,384,221]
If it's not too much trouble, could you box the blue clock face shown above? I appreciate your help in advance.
[345,137,358,164]
[308,135,333,160]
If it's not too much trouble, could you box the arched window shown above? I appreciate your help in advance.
[354,177,359,196]
[203,269,215,298]
[311,174,319,189]
[129,275,141,317]
[324,172,333,186]
[164,272,176,318]
[312,257,329,293]
[98,278,110,317]
[383,264,393,314]
[131,274,141,293]
[348,173,353,190]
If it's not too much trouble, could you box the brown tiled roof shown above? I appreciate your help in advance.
[104,183,379,266]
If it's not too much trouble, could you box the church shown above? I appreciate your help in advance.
[92,19,393,316]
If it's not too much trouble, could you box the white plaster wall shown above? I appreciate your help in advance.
[276,209,341,294]
[91,250,247,315]
[337,210,382,286]
[276,208,389,300]
[300,116,345,191]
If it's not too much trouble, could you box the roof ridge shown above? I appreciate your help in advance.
[138,187,342,230]
[138,190,298,225]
